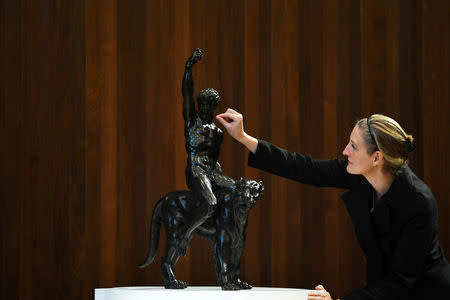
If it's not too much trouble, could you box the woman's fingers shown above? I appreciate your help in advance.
[226,108,240,115]
[308,292,326,296]
[215,114,236,126]
[216,109,242,126]
[216,109,245,141]
[215,115,231,128]
[217,109,240,120]
[307,291,327,300]
[308,285,332,300]
[216,113,233,123]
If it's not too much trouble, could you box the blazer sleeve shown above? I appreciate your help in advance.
[248,139,352,189]
[342,198,435,300]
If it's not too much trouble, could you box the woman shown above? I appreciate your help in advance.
[216,109,450,300]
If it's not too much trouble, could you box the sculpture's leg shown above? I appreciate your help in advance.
[179,207,213,249]
[161,217,189,289]
[180,172,217,249]
[161,246,187,289]
[230,239,252,289]
[214,228,240,290]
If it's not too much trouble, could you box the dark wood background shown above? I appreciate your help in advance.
[1,0,448,299]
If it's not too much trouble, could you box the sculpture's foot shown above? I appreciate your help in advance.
[234,278,252,289]
[161,259,186,289]
[221,282,241,291]
[164,279,187,289]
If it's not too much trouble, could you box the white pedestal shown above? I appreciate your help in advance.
[95,286,314,300]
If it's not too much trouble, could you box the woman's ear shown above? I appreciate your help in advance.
[373,151,383,166]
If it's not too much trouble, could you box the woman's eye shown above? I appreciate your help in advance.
[351,144,356,150]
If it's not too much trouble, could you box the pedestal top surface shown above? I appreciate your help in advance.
[95,286,314,300]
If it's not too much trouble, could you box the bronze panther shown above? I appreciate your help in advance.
[138,178,263,290]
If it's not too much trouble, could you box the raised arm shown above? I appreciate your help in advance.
[182,48,202,124]
[216,108,352,189]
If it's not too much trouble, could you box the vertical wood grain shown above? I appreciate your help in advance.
[421,0,450,255]
[1,1,449,300]
[85,0,118,288]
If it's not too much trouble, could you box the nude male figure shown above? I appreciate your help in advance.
[179,48,235,249]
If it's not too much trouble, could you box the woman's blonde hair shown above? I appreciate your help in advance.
[356,114,415,176]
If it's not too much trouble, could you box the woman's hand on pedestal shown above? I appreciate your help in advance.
[308,285,339,300]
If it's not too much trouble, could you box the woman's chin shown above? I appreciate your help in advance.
[346,164,355,174]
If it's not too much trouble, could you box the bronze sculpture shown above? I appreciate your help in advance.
[139,49,264,290]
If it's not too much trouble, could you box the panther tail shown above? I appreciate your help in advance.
[138,197,163,268]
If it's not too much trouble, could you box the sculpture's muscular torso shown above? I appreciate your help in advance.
[180,48,234,248]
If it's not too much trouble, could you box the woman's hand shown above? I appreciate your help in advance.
[216,108,245,141]
[216,108,258,153]
[308,285,339,300]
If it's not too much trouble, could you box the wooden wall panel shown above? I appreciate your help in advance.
[398,0,423,177]
[85,0,118,289]
[116,0,149,287]
[421,0,450,254]
[1,1,449,300]
[1,1,25,299]
[1,1,87,299]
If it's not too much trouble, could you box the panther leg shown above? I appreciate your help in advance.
[230,242,252,289]
[160,204,192,289]
[161,244,187,289]
[214,229,240,290]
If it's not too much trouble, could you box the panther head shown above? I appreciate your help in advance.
[234,178,264,211]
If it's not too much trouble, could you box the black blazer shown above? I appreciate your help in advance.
[248,140,450,300]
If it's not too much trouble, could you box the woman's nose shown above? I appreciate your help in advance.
[342,145,349,156]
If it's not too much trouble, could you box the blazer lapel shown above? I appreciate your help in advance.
[372,201,392,260]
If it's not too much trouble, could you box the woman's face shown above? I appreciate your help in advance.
[342,125,375,175]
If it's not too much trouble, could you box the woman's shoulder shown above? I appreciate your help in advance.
[397,165,436,214]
